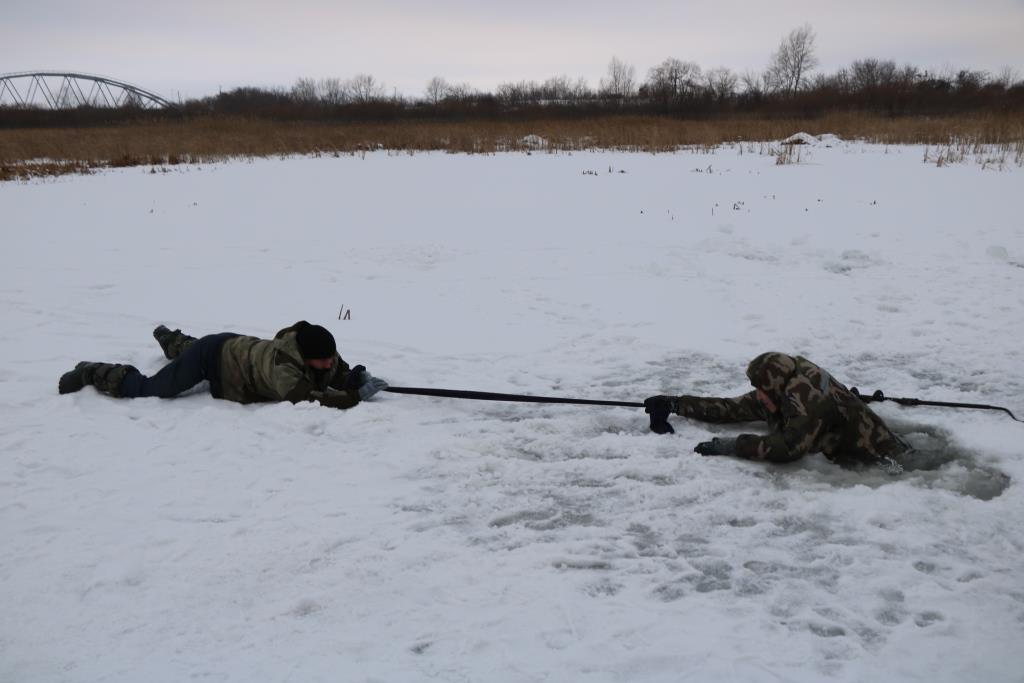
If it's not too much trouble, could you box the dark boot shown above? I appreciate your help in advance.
[153,324,197,360]
[58,361,138,397]
[58,361,99,394]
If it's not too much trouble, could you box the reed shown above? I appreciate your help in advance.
[2,112,1021,180]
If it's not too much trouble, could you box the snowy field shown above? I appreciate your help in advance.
[2,140,1023,682]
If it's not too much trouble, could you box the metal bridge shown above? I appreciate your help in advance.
[0,72,175,109]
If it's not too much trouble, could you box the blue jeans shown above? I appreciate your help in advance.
[119,333,238,399]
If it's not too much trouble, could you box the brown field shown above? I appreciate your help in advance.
[2,112,1022,181]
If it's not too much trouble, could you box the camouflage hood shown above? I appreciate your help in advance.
[746,352,798,395]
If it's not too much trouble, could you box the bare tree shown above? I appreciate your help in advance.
[319,77,346,105]
[541,75,573,101]
[600,56,637,98]
[495,81,519,103]
[444,82,476,101]
[993,66,1021,88]
[291,77,319,103]
[704,67,738,100]
[425,76,448,105]
[346,74,385,103]
[955,69,987,92]
[646,58,702,98]
[766,24,818,95]
[896,64,920,88]
[850,58,898,90]
[740,69,767,96]
[535,75,591,102]
[496,80,538,103]
[826,67,851,93]
[569,76,592,100]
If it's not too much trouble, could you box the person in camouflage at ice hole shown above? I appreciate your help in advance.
[58,321,388,409]
[644,352,909,467]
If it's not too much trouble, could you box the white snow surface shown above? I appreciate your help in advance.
[3,144,1024,682]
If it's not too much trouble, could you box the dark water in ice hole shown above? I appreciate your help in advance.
[796,422,1011,501]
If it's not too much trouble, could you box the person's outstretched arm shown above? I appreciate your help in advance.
[700,387,838,462]
[674,391,765,423]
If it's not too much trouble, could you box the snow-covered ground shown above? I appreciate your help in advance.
[2,141,1023,682]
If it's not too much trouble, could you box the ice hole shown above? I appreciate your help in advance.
[795,423,1011,500]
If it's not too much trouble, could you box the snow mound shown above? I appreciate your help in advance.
[781,132,845,147]
[519,134,547,150]
[781,132,819,146]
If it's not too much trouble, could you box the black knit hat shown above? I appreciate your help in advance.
[295,323,337,359]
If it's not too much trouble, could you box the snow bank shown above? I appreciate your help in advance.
[518,134,547,150]
[781,132,820,145]
[781,132,845,147]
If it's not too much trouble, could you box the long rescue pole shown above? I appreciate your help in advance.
[384,386,1022,425]
[383,386,671,432]
[851,388,1022,422]
[384,386,642,408]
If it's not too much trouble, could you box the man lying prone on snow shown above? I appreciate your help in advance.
[58,321,388,409]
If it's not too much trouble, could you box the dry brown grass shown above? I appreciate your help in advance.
[0,160,94,181]
[1,112,1021,180]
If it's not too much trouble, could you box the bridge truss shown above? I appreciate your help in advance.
[0,72,175,109]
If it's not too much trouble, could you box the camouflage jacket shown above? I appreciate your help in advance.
[218,323,361,409]
[675,353,908,465]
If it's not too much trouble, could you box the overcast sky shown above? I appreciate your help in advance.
[2,0,1022,101]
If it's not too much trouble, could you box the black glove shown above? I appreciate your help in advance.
[644,395,675,414]
[644,395,676,435]
[311,388,359,410]
[694,437,738,456]
[341,365,367,390]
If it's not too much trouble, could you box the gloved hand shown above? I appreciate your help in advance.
[358,374,389,400]
[644,395,676,415]
[644,395,676,435]
[312,388,359,410]
[342,365,367,390]
[694,437,738,456]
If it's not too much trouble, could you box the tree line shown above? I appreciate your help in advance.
[2,25,1021,127]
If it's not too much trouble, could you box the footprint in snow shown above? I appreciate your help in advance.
[289,599,322,617]
[914,611,944,627]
